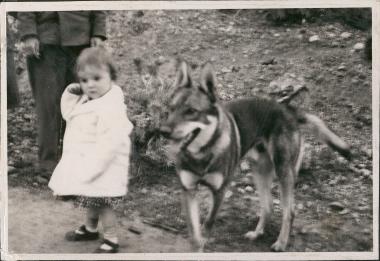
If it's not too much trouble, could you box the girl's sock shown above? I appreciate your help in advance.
[85,225,98,233]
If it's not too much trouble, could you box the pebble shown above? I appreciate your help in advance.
[309,35,320,42]
[363,148,372,158]
[328,201,345,211]
[225,190,233,199]
[245,186,254,192]
[8,165,17,175]
[141,188,148,194]
[240,161,250,171]
[299,28,307,34]
[352,212,360,219]
[327,32,336,38]
[327,25,336,30]
[351,78,359,84]
[237,188,246,194]
[221,67,232,73]
[157,56,166,65]
[337,65,346,71]
[241,177,251,184]
[353,42,365,50]
[340,32,352,39]
[36,176,48,184]
[262,58,276,65]
[273,199,280,205]
[360,169,371,177]
[337,156,346,164]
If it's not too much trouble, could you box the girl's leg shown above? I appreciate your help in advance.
[85,207,101,232]
[99,208,119,250]
[65,207,100,241]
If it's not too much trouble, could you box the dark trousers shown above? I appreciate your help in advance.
[7,46,19,108]
[27,44,86,172]
[7,20,19,109]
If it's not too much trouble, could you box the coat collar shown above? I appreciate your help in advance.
[69,84,123,118]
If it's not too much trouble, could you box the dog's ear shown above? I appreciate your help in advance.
[174,60,192,88]
[200,62,217,103]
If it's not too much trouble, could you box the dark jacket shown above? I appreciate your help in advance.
[18,11,107,46]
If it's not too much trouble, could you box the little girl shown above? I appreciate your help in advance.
[48,47,133,253]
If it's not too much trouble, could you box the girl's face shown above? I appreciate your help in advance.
[77,65,112,99]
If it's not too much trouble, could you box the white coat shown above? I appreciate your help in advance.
[48,84,133,197]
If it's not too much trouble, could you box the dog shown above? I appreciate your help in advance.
[159,60,351,252]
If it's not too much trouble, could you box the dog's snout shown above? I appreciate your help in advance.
[159,125,172,138]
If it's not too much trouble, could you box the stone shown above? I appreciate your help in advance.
[353,42,365,51]
[327,32,336,38]
[309,35,320,42]
[240,160,250,171]
[225,190,233,199]
[245,186,254,192]
[328,201,345,211]
[340,32,352,39]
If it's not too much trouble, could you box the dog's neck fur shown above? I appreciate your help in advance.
[186,105,231,158]
[187,115,218,155]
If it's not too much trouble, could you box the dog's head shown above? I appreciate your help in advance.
[159,60,219,145]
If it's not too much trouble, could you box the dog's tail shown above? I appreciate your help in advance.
[298,112,352,160]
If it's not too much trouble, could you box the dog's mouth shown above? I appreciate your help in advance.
[180,127,201,147]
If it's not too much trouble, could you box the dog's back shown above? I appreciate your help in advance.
[226,98,299,156]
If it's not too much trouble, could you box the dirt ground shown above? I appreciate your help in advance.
[7,186,191,254]
[6,9,373,254]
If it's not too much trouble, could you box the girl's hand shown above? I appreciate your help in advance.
[66,83,83,95]
[90,37,105,47]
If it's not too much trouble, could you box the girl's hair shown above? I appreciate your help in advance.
[75,47,117,81]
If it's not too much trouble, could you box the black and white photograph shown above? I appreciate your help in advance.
[0,0,379,260]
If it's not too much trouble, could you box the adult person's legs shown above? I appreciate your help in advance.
[7,44,20,109]
[27,44,87,176]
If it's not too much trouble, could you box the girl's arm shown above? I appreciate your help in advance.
[61,83,83,120]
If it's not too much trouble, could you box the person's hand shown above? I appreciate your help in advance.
[90,37,104,47]
[66,83,83,95]
[21,37,40,58]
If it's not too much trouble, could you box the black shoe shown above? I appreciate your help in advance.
[65,225,99,241]
[94,239,119,253]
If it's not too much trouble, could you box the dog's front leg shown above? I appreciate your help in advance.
[203,188,225,236]
[182,189,205,252]
[202,172,226,236]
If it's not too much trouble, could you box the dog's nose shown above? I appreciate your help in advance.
[159,125,172,138]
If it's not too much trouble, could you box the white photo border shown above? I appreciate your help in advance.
[1,1,379,260]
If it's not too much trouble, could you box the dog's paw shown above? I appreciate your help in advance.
[244,230,264,241]
[202,223,213,237]
[191,237,206,252]
[270,240,286,252]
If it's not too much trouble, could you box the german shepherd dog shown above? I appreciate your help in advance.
[159,61,351,252]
